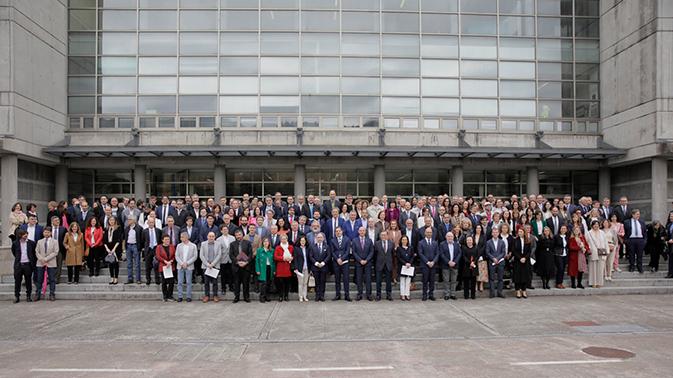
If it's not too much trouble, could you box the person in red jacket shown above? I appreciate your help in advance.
[84,217,104,277]
[156,234,176,301]
[568,226,589,289]
[273,234,294,302]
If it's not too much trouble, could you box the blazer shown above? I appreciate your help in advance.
[329,236,351,263]
[180,225,201,245]
[155,244,176,272]
[351,236,374,263]
[398,210,418,227]
[199,241,222,269]
[322,199,342,219]
[51,225,67,255]
[156,205,177,225]
[309,242,331,269]
[623,218,647,239]
[103,227,124,257]
[396,245,414,269]
[416,226,439,244]
[418,238,440,266]
[229,239,253,272]
[175,242,198,270]
[374,239,394,272]
[485,238,506,262]
[287,230,303,246]
[292,245,310,272]
[63,232,85,266]
[553,234,570,256]
[613,205,632,223]
[11,239,37,268]
[162,225,181,246]
[439,240,463,267]
[322,216,345,241]
[123,224,145,247]
[84,226,104,249]
[255,248,276,281]
[18,223,44,242]
[342,219,363,241]
[142,227,163,257]
[35,237,60,268]
[198,224,221,244]
[273,244,294,278]
[75,209,95,231]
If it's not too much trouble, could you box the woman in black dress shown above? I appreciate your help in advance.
[512,228,532,298]
[461,236,479,300]
[536,226,556,290]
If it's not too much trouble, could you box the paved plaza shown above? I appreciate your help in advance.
[1,294,672,377]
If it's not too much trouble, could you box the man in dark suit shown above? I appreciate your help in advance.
[19,214,44,243]
[399,202,418,228]
[343,211,362,241]
[486,228,507,298]
[439,232,462,300]
[198,214,220,244]
[310,233,331,302]
[401,218,418,251]
[321,190,342,219]
[221,214,238,236]
[156,196,177,227]
[418,227,440,301]
[142,218,162,285]
[49,216,67,284]
[613,196,631,223]
[12,230,37,303]
[468,205,482,228]
[173,199,188,228]
[329,227,351,301]
[416,216,439,244]
[437,214,454,237]
[599,198,612,220]
[374,231,394,301]
[288,221,303,246]
[75,201,95,231]
[229,229,252,303]
[352,226,374,301]
[323,208,345,242]
[623,209,647,273]
[162,216,181,246]
[548,207,566,236]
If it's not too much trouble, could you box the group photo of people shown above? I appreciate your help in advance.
[9,191,673,304]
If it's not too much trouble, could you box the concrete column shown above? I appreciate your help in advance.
[134,164,147,202]
[374,164,385,196]
[1,154,18,247]
[294,164,306,196]
[55,165,68,201]
[526,166,539,196]
[651,157,668,222]
[598,168,611,202]
[451,166,464,196]
[214,164,226,199]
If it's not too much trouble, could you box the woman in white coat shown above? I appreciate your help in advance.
[585,220,608,288]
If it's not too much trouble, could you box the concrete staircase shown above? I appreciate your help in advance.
[2,256,672,300]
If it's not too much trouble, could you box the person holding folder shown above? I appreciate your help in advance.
[156,234,176,302]
[199,231,222,303]
[396,235,414,301]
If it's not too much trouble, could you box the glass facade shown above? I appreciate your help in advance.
[68,0,600,132]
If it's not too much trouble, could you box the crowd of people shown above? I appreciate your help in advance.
[8,191,673,304]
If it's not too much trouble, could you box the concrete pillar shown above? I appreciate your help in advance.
[214,164,226,199]
[374,164,385,196]
[451,166,464,196]
[1,154,18,247]
[598,168,611,202]
[294,164,306,196]
[526,166,539,196]
[55,165,68,201]
[651,157,668,222]
[134,164,147,202]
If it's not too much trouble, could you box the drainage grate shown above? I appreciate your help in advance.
[582,347,635,359]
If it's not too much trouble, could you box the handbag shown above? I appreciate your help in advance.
[308,274,315,288]
[597,248,608,256]
[105,253,117,264]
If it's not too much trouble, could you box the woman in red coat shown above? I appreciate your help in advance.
[273,234,294,302]
[568,226,589,289]
[84,217,104,277]
[156,234,176,301]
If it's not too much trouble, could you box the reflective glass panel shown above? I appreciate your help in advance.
[219,77,258,94]
[139,11,177,30]
[98,57,137,75]
[139,33,177,55]
[260,57,299,74]
[461,15,496,35]
[138,96,177,114]
[342,12,379,32]
[461,80,497,97]
[261,77,299,94]
[499,61,535,79]
[260,96,299,113]
[99,77,137,94]
[499,16,535,36]
[421,36,458,58]
[499,38,535,60]
[499,81,535,98]
[460,37,497,59]
[301,11,340,31]
[382,98,420,115]
[301,77,340,94]
[261,33,300,55]
[179,96,217,113]
[99,10,137,30]
[461,99,498,116]
[460,0,496,13]
[180,33,218,55]
[382,13,420,33]
[220,10,259,30]
[341,77,379,95]
[460,60,497,78]
[421,60,459,77]
[219,96,258,113]
[180,57,219,74]
[261,10,299,30]
[100,33,137,55]
[499,100,535,116]
[179,77,218,94]
[342,58,379,75]
[220,57,259,75]
[220,33,259,55]
[98,96,136,114]
[422,79,459,97]
[382,59,420,76]
[139,57,178,75]
[382,78,420,96]
[342,34,380,56]
[302,33,339,55]
[302,57,340,75]
[139,77,178,94]
[382,35,419,57]
[342,96,379,113]
[301,96,339,113]
[181,10,218,30]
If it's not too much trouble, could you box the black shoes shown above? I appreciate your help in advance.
[450,295,457,300]
[386,295,393,301]
[367,295,373,301]
[356,294,362,301]
[345,296,352,302]
[497,293,506,298]
[429,296,436,301]
[233,298,239,303]
[26,297,33,302]
[332,296,341,301]
[14,297,19,304]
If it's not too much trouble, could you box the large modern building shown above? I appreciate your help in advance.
[1,0,672,245]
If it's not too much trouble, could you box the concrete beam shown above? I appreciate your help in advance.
[651,157,668,222]
[1,154,18,247]
[294,164,306,197]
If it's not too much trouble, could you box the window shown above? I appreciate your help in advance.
[261,33,299,55]
[69,33,96,55]
[499,81,535,98]
[220,10,259,30]
[302,57,340,75]
[537,17,573,37]
[342,58,379,75]
[461,80,497,97]
[220,58,259,75]
[99,77,137,94]
[537,39,573,61]
[179,77,218,94]
[499,0,535,14]
[139,77,177,94]
[499,100,535,117]
[575,40,599,62]
[99,10,137,30]
[138,96,177,114]
[261,11,299,30]
[382,35,419,57]
[99,33,137,55]
[461,99,497,116]
[180,10,218,30]
[421,36,458,58]
[219,77,258,94]
[220,96,258,113]
[575,64,599,81]
[301,77,340,94]
[460,60,497,78]
[98,96,136,114]
[421,60,459,77]
[382,98,420,115]
[302,33,339,55]
[460,37,497,59]
[69,77,95,94]
[341,77,379,95]
[499,38,535,60]
[301,11,340,31]
[382,13,420,33]
[537,0,573,16]
[499,16,535,36]
[139,57,178,75]
[382,79,420,96]
[260,57,299,75]
[499,62,535,79]
[261,77,299,94]
[342,34,380,56]
[180,57,219,74]
[461,15,496,35]
[69,57,95,75]
[69,97,95,114]
[382,59,420,76]
[342,0,379,10]
[139,11,177,30]
[220,33,258,55]
[342,12,379,32]
[180,33,218,55]
[423,99,459,115]
[139,33,177,55]
[342,96,379,114]
[260,96,299,113]
[422,79,459,97]
[98,57,136,75]
[422,0,458,12]
[382,0,418,10]
[460,0,496,13]
[301,96,339,113]
[179,96,217,113]
[70,9,96,30]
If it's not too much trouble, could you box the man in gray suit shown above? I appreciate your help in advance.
[375,231,394,301]
[175,232,198,302]
[200,232,222,303]
[440,232,462,300]
[486,228,507,298]
[162,216,181,246]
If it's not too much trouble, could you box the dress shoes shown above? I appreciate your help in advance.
[356,294,362,301]
[13,297,19,304]
[233,298,240,303]
[177,298,183,303]
[344,296,352,302]
[244,298,251,303]
[450,295,457,300]
[367,295,373,301]
[186,298,192,302]
[375,295,381,301]
[386,295,393,301]
[332,296,341,301]
[497,293,506,298]
[26,297,33,302]
[429,296,436,301]
[49,294,55,301]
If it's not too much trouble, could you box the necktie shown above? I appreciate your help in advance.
[169,228,173,244]
[45,238,48,253]
[150,230,155,247]
[163,207,168,222]
[360,238,365,249]
[54,228,58,242]
[383,241,387,253]
[623,205,626,214]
